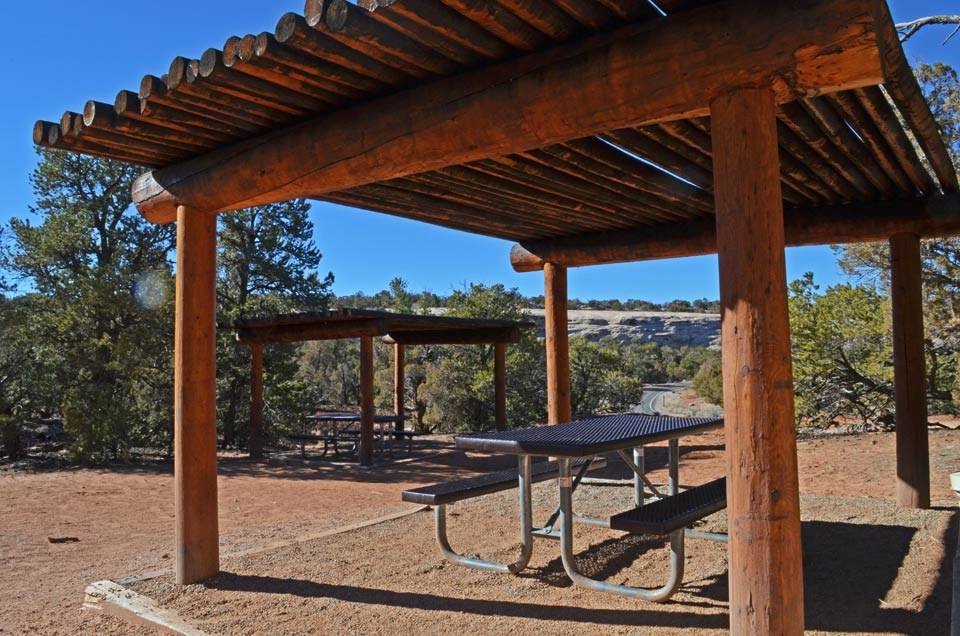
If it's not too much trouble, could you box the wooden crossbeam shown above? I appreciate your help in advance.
[133,0,887,224]
[382,326,521,345]
[236,317,388,344]
[510,192,960,271]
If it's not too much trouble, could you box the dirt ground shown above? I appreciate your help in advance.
[1,428,959,635]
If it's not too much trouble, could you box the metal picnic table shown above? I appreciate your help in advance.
[453,413,726,601]
[304,413,409,457]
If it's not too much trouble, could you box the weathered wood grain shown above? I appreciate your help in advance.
[890,233,931,509]
[174,205,219,585]
[712,86,804,636]
[855,86,939,194]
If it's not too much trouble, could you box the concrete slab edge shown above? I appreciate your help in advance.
[83,579,210,636]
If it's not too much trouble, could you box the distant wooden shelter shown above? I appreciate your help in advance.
[226,308,532,463]
[35,0,956,632]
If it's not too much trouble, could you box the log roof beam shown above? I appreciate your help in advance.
[131,0,889,224]
[509,192,960,271]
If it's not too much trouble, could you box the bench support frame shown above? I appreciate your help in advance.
[425,440,725,593]
[434,455,534,574]
[557,440,687,602]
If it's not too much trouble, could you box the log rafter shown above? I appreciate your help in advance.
[126,0,891,222]
[31,0,955,249]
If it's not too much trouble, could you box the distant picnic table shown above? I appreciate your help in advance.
[289,413,419,458]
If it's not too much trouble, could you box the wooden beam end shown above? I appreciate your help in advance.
[510,244,546,272]
[134,171,178,224]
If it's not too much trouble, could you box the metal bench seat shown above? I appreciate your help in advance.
[610,477,727,535]
[402,456,607,506]
[404,456,606,574]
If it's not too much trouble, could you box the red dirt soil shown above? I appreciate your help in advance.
[1,428,958,635]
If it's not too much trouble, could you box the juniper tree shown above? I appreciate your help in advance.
[4,150,175,461]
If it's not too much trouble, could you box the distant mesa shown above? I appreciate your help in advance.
[423,307,721,348]
[523,309,720,348]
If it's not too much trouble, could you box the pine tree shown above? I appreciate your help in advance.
[215,199,334,450]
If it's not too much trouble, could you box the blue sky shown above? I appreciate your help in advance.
[2,1,958,302]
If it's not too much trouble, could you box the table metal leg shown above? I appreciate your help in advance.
[633,446,645,506]
[536,457,598,537]
[668,439,679,496]
[557,456,685,601]
[617,449,662,499]
[434,455,534,574]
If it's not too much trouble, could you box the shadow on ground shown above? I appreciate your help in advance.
[73,438,724,491]
[204,513,956,634]
[205,571,730,630]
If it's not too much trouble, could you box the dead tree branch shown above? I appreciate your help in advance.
[897,15,960,44]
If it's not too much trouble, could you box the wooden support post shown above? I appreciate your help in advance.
[394,343,405,432]
[359,335,375,466]
[173,205,219,584]
[711,87,804,635]
[494,342,507,431]
[890,232,930,508]
[544,262,571,424]
[249,343,264,460]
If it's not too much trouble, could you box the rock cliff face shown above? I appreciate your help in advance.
[523,309,721,348]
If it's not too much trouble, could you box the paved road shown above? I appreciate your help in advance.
[633,382,693,415]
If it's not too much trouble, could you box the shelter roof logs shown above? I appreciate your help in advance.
[225,308,533,345]
[33,0,957,249]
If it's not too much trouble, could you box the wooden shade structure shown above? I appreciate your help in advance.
[36,0,956,630]
[226,309,532,463]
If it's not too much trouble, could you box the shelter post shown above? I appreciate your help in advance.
[249,343,264,460]
[173,205,219,584]
[494,342,507,431]
[711,86,804,634]
[890,232,930,508]
[544,262,571,424]
[360,335,375,466]
[394,343,405,432]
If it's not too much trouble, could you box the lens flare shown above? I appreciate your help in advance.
[134,271,168,310]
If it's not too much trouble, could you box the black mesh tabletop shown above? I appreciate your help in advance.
[455,414,723,457]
